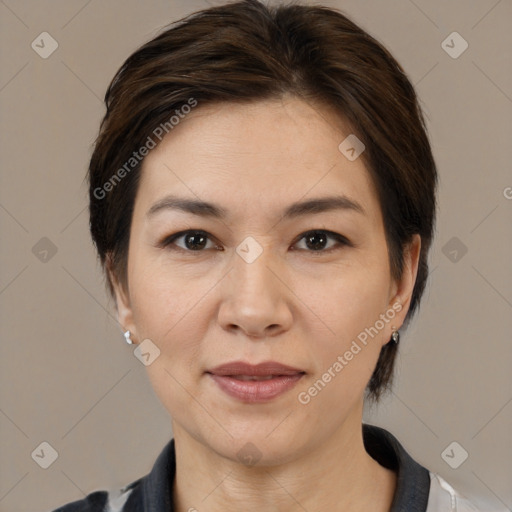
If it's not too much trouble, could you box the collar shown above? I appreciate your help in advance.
[362,424,430,511]
[125,423,430,511]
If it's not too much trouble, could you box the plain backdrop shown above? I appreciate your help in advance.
[0,1,511,511]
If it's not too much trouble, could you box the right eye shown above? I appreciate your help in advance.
[159,230,222,253]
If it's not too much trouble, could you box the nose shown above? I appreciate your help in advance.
[217,247,293,339]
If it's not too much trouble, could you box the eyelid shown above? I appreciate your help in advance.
[291,230,352,250]
[158,229,352,253]
[158,229,221,251]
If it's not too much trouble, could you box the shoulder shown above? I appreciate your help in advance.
[426,472,481,512]
[47,478,142,512]
[362,424,484,512]
[48,437,176,512]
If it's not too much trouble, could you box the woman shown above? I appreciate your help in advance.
[52,0,479,510]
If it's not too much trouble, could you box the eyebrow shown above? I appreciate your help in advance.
[146,194,365,220]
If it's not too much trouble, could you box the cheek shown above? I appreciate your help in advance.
[129,265,207,421]
[129,255,202,339]
[302,263,392,396]
[319,262,391,342]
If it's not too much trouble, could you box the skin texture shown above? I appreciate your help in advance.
[111,96,421,512]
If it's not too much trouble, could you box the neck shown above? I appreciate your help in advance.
[171,402,396,512]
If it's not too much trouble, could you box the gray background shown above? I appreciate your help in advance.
[0,0,511,511]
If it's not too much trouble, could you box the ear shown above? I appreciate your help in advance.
[107,253,139,344]
[387,234,422,334]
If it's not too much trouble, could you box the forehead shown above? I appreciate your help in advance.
[136,97,380,223]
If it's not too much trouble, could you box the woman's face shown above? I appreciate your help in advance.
[113,97,419,465]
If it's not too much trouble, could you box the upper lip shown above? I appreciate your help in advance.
[207,361,306,376]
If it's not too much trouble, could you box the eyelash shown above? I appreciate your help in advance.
[158,229,352,255]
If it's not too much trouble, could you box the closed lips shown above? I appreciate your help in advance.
[206,362,306,403]
[206,361,306,378]
[227,375,302,381]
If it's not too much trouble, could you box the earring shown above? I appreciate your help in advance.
[391,329,400,344]
[124,330,134,345]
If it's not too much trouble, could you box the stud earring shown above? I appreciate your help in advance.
[124,330,134,345]
[391,329,400,344]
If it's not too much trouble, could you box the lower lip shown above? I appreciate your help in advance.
[207,373,304,403]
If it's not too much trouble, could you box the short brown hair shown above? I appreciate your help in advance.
[88,0,437,402]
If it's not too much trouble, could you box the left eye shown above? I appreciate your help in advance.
[159,229,350,253]
[293,230,350,253]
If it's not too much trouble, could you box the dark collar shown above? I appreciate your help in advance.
[362,424,430,511]
[125,423,430,511]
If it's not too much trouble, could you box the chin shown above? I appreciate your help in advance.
[206,426,310,468]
